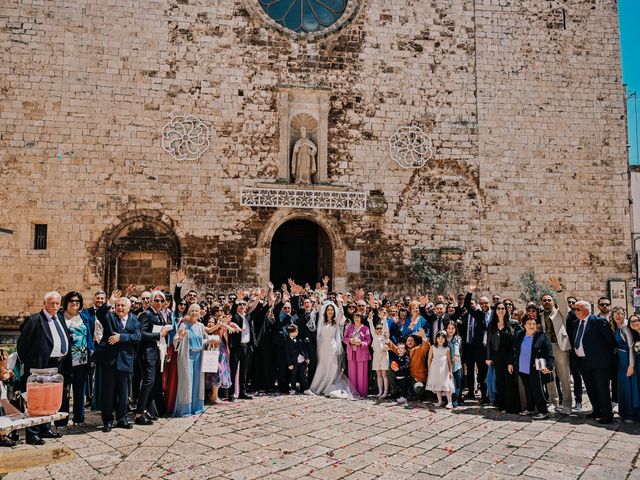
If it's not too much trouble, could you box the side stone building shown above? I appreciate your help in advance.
[0,0,632,324]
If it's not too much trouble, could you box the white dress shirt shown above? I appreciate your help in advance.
[240,314,250,344]
[574,319,587,357]
[44,311,65,358]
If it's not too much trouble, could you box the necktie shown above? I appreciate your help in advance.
[575,320,586,349]
[51,314,68,355]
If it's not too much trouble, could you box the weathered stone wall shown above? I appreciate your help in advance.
[474,0,631,298]
[0,0,631,323]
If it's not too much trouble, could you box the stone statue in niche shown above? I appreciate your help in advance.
[291,126,317,185]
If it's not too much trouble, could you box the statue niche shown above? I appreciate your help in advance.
[278,89,329,184]
[289,113,319,185]
[291,126,318,185]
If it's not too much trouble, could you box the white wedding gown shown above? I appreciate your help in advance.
[309,302,356,399]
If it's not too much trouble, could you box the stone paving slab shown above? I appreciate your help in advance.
[1,395,639,479]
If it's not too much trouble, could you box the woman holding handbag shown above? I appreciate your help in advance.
[173,303,217,417]
[508,316,554,419]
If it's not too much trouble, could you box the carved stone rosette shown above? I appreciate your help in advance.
[389,124,434,168]
[161,113,211,162]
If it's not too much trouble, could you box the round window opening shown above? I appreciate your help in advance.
[258,0,348,34]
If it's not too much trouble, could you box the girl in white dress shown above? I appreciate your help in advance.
[426,331,455,409]
[367,311,389,398]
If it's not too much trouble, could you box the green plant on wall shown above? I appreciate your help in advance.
[410,251,458,295]
[518,271,556,304]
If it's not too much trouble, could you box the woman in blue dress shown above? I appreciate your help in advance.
[612,307,640,422]
[401,302,428,338]
[173,303,215,417]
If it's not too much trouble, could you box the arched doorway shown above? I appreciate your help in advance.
[103,216,181,293]
[269,219,332,289]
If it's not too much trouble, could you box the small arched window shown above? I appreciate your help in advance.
[258,0,348,34]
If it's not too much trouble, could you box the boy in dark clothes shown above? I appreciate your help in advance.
[389,342,410,404]
[285,324,311,394]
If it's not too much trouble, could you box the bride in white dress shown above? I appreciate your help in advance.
[309,299,356,398]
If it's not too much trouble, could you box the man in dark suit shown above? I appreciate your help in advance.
[426,301,450,345]
[16,291,69,445]
[462,292,492,403]
[135,291,171,425]
[566,299,616,423]
[228,300,255,401]
[95,296,141,432]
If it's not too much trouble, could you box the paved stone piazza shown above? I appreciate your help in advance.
[3,395,640,480]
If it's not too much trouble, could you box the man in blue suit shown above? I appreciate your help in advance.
[95,294,141,432]
[565,299,615,423]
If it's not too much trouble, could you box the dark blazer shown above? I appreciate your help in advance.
[95,304,141,373]
[462,292,491,350]
[229,312,255,348]
[426,313,450,344]
[80,307,97,339]
[138,306,167,360]
[565,313,615,370]
[285,336,308,367]
[17,310,71,377]
[511,330,555,378]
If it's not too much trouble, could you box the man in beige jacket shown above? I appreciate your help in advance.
[541,275,573,414]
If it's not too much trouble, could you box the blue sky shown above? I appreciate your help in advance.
[620,0,639,164]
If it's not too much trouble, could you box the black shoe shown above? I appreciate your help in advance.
[598,417,613,424]
[145,412,158,421]
[116,421,133,430]
[228,395,235,402]
[0,436,16,447]
[102,423,112,433]
[238,394,253,400]
[40,430,63,439]
[135,416,153,426]
[26,436,45,445]
[8,431,18,442]
[585,412,600,419]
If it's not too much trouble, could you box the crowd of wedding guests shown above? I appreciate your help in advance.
[2,272,640,447]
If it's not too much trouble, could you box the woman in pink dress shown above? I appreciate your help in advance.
[343,312,371,397]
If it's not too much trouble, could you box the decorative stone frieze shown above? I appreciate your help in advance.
[241,187,366,211]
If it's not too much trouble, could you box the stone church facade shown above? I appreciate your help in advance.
[0,0,632,323]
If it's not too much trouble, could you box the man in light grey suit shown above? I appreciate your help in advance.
[541,275,573,414]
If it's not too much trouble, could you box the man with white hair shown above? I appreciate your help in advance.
[135,290,171,425]
[566,296,616,424]
[17,291,69,444]
[95,293,141,432]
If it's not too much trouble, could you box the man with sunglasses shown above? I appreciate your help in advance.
[228,299,256,401]
[596,297,617,411]
[566,296,583,410]
[542,276,572,414]
[135,291,171,425]
[566,296,615,424]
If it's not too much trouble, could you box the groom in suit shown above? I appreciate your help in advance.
[95,296,141,432]
[566,299,615,423]
[17,291,69,445]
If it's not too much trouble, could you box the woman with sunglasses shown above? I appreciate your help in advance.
[486,302,520,413]
[58,291,94,427]
[164,298,188,413]
[612,307,640,421]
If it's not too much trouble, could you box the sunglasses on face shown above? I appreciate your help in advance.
[178,303,187,306]
[68,299,81,304]
[568,301,576,305]
[504,302,513,306]
[599,303,610,307]
[153,298,164,303]
[142,298,151,301]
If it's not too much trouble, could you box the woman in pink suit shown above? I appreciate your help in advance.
[343,312,371,397]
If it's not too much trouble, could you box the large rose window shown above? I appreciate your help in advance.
[258,0,348,34]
